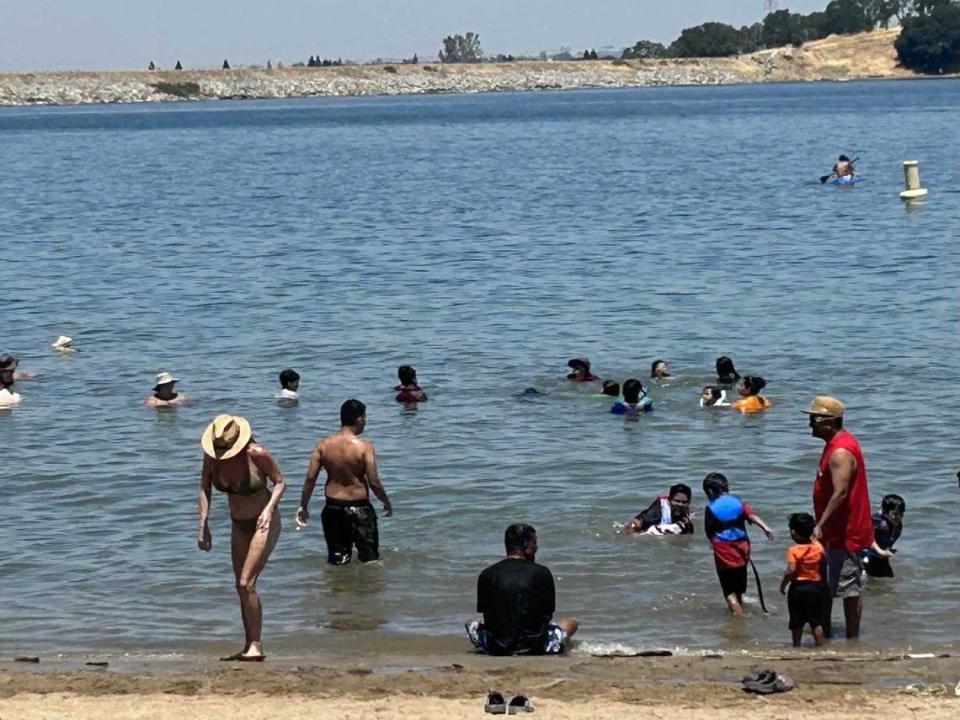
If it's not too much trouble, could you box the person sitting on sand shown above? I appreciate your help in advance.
[832,155,855,180]
[624,483,693,535]
[566,357,598,382]
[466,523,578,655]
[731,376,771,414]
[198,414,286,661]
[0,353,35,381]
[715,356,740,384]
[703,472,774,616]
[277,368,300,403]
[395,365,427,403]
[144,372,187,407]
[650,359,672,380]
[0,367,22,407]
[700,386,730,408]
[610,378,652,415]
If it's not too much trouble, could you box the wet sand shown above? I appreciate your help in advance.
[2,649,958,719]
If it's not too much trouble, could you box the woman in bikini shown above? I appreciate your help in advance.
[198,414,285,661]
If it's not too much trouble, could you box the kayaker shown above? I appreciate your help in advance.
[831,155,855,180]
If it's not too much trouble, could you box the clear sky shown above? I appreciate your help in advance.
[0,0,831,71]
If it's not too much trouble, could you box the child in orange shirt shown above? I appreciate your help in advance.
[780,512,825,647]
[732,376,771,414]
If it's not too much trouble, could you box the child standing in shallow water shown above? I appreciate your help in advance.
[780,513,826,647]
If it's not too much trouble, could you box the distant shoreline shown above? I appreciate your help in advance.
[0,29,935,108]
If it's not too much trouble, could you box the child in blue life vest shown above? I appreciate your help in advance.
[610,378,652,416]
[702,472,774,615]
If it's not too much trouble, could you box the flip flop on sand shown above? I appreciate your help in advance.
[742,669,795,694]
[507,694,535,714]
[219,652,266,662]
[484,691,507,714]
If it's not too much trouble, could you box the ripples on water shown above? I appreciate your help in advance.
[1,80,957,655]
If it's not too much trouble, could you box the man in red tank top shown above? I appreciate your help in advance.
[805,395,874,639]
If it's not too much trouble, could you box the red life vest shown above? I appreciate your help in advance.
[813,430,874,552]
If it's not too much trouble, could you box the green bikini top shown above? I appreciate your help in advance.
[212,458,267,496]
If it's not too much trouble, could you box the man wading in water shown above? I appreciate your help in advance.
[296,399,393,564]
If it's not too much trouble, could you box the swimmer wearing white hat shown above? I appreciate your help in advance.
[144,371,188,407]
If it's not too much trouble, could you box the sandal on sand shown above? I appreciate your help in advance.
[219,652,266,662]
[742,669,794,694]
[484,691,507,714]
[507,694,535,714]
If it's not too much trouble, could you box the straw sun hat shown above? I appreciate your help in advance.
[201,414,252,460]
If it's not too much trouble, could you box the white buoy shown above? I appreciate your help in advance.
[899,160,928,200]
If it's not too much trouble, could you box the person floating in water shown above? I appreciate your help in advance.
[0,353,35,381]
[51,335,75,353]
[624,483,693,535]
[732,376,771,414]
[395,365,427,403]
[599,380,620,398]
[650,359,672,380]
[198,414,286,662]
[566,358,598,382]
[715,356,740,384]
[466,523,578,655]
[610,378,652,415]
[277,368,300,403]
[0,365,22,407]
[780,512,826,648]
[297,399,393,565]
[832,155,855,180]
[144,372,187,407]
[700,386,729,407]
[703,472,773,616]
[862,494,904,578]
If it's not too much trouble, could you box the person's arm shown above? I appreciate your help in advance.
[198,456,213,551]
[252,448,286,533]
[780,557,796,594]
[543,567,556,618]
[703,507,717,541]
[869,540,894,558]
[746,511,775,541]
[296,442,323,528]
[813,448,855,540]
[365,442,392,516]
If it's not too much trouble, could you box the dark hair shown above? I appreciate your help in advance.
[701,385,721,404]
[702,472,729,499]
[622,378,644,404]
[839,154,850,162]
[279,368,300,389]
[601,380,620,397]
[505,523,536,554]
[650,359,667,378]
[568,358,590,371]
[716,356,740,381]
[340,398,366,426]
[0,369,13,389]
[668,483,692,500]
[789,512,816,539]
[882,494,906,514]
[740,376,766,395]
[397,365,417,386]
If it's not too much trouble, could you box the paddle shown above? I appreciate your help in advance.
[821,156,859,184]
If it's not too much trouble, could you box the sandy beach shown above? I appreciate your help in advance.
[2,648,958,719]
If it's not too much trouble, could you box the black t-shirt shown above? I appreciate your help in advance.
[477,558,555,653]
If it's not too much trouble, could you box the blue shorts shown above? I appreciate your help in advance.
[466,620,567,656]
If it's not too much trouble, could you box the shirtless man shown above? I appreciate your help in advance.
[832,155,855,179]
[144,372,187,407]
[296,399,393,565]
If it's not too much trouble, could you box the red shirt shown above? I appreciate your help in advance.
[813,430,874,552]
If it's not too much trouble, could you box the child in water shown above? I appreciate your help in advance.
[700,386,729,407]
[567,357,598,382]
[715,356,740,384]
[862,494,904,578]
[395,365,427,403]
[598,380,621,398]
[277,368,300,403]
[610,378,652,415]
[779,512,826,647]
[703,473,774,615]
[731,376,771,414]
[624,483,693,535]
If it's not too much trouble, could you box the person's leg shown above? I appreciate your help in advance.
[821,549,845,639]
[843,596,862,639]
[236,510,281,658]
[352,503,380,563]
[839,552,865,639]
[812,624,825,646]
[557,617,579,638]
[791,628,803,647]
[230,520,255,654]
[320,502,352,565]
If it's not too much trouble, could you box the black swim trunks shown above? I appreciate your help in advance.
[787,580,825,631]
[716,565,747,598]
[320,498,379,565]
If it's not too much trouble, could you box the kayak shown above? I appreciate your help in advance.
[831,174,864,186]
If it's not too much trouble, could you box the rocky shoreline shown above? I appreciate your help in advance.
[0,30,919,107]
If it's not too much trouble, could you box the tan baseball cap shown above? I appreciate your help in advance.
[803,395,844,418]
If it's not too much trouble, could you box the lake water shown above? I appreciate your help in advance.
[1,79,958,658]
